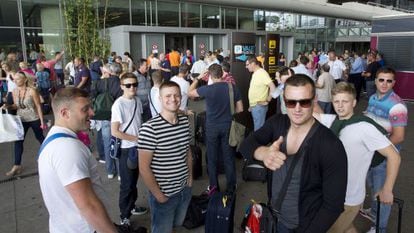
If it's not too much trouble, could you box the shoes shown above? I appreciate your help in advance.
[207,185,218,196]
[98,159,106,164]
[120,218,130,226]
[131,206,148,216]
[366,226,376,233]
[359,208,375,223]
[108,174,114,179]
[5,165,22,177]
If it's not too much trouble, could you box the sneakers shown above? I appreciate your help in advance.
[120,218,130,226]
[131,206,148,216]
[366,226,376,233]
[206,185,218,196]
[359,208,375,223]
[98,159,106,164]
[107,174,114,179]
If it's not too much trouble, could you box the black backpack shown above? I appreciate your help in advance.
[92,79,114,120]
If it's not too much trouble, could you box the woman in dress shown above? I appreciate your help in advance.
[4,71,45,176]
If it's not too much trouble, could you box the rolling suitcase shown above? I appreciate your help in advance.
[205,192,236,233]
[191,144,202,179]
[376,197,404,233]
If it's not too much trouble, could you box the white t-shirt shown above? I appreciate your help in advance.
[111,96,143,148]
[328,59,346,80]
[292,64,313,80]
[6,74,16,92]
[319,114,391,205]
[149,86,162,117]
[190,60,207,74]
[170,76,189,111]
[38,126,109,233]
[316,72,336,102]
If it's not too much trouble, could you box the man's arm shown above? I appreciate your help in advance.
[267,81,276,102]
[77,76,89,89]
[186,149,193,187]
[389,126,405,145]
[376,144,401,204]
[138,149,168,203]
[111,121,138,141]
[65,178,117,233]
[235,100,243,113]
[187,78,200,99]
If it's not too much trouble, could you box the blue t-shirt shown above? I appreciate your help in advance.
[36,71,50,89]
[197,82,242,127]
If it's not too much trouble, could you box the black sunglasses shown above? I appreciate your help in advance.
[284,98,313,108]
[122,83,138,88]
[377,78,393,84]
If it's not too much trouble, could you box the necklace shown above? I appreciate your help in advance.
[18,88,27,109]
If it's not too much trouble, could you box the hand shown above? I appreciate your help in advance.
[40,123,48,130]
[156,193,169,203]
[187,177,193,187]
[263,136,286,171]
[376,189,394,205]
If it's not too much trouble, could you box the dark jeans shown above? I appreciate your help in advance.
[142,104,152,123]
[205,124,236,192]
[119,147,139,219]
[14,119,45,165]
[348,73,363,102]
[277,221,295,233]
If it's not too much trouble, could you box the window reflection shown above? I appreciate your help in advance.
[239,9,254,30]
[202,5,219,28]
[0,0,19,26]
[181,2,200,28]
[222,7,236,29]
[158,1,179,27]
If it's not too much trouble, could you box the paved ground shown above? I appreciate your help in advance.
[0,97,412,233]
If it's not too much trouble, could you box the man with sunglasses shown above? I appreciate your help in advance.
[312,82,400,233]
[240,74,347,232]
[111,73,148,226]
[360,67,408,233]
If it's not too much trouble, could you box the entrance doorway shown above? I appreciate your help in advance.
[165,34,193,53]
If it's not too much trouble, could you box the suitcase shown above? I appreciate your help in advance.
[376,197,404,233]
[191,144,203,180]
[196,111,206,144]
[205,192,236,233]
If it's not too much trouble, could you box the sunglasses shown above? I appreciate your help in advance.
[122,83,138,88]
[284,98,313,108]
[377,78,394,84]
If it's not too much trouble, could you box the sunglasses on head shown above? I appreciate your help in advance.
[284,97,313,108]
[122,83,138,88]
[377,78,393,84]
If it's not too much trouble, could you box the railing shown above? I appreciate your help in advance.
[366,1,414,13]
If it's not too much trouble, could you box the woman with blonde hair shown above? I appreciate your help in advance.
[3,71,45,176]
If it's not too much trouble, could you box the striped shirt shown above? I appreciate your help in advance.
[138,114,190,197]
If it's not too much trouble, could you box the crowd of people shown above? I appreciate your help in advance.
[0,46,408,233]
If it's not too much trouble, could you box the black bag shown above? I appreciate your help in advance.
[242,159,267,182]
[191,145,203,180]
[205,192,236,233]
[183,193,209,229]
[376,197,404,233]
[196,111,206,144]
[240,203,277,233]
[109,99,137,159]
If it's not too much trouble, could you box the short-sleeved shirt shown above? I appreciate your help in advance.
[169,51,181,67]
[133,71,151,107]
[38,126,109,233]
[366,90,408,135]
[197,82,242,127]
[319,114,391,205]
[364,61,381,81]
[74,64,91,91]
[111,96,143,148]
[170,76,190,111]
[316,72,336,102]
[149,87,162,117]
[138,114,190,197]
[328,59,346,80]
[248,68,272,107]
[160,60,171,81]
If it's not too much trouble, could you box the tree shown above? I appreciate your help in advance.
[62,0,110,64]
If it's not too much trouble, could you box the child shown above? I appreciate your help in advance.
[35,63,50,98]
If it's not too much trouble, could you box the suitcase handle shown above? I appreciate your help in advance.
[376,196,404,233]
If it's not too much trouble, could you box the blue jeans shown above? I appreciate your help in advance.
[205,124,236,192]
[251,104,268,131]
[318,101,332,114]
[96,120,116,175]
[119,147,139,219]
[148,186,192,233]
[367,160,390,232]
[14,119,45,165]
[366,80,376,99]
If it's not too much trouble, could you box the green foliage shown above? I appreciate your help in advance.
[62,0,110,64]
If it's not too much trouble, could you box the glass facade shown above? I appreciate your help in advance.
[0,0,369,62]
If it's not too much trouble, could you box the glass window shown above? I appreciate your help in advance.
[157,1,179,27]
[24,28,63,59]
[98,0,130,27]
[202,5,219,28]
[222,7,236,29]
[255,10,265,31]
[0,0,20,26]
[238,9,254,30]
[0,28,22,59]
[181,2,200,28]
[131,0,146,26]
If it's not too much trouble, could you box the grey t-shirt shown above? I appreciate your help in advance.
[271,152,304,229]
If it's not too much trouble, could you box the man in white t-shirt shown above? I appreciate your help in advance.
[170,64,190,111]
[38,87,117,233]
[111,73,148,226]
[149,70,163,117]
[313,82,400,233]
[327,49,347,83]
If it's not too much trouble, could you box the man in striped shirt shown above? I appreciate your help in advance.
[138,81,193,233]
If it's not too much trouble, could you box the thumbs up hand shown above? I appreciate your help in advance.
[263,136,287,171]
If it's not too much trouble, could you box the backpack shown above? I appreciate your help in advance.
[92,79,114,120]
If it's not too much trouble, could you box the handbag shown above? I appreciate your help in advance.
[0,109,24,143]
[227,83,245,148]
[109,99,137,159]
